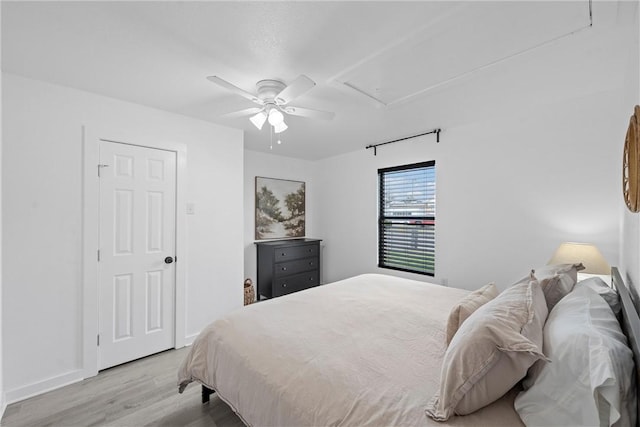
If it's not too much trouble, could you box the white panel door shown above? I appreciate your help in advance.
[98,140,176,370]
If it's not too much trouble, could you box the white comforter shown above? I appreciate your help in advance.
[178,273,525,426]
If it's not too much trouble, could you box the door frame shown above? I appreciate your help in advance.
[82,126,187,378]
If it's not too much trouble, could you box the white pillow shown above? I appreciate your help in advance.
[575,276,621,315]
[515,285,636,427]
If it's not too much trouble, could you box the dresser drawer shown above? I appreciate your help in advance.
[274,257,319,277]
[274,243,319,262]
[273,271,319,297]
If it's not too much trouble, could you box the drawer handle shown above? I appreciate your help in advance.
[282,267,287,271]
[282,283,287,288]
[281,252,286,256]
[308,249,312,252]
[309,277,314,281]
[309,262,314,266]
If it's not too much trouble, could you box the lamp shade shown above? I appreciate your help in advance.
[268,109,284,126]
[249,111,267,130]
[273,121,288,134]
[547,242,610,274]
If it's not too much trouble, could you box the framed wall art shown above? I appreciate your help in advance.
[255,177,305,240]
[623,105,640,212]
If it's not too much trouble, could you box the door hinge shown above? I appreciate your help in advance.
[97,249,101,261]
[97,334,100,346]
[97,164,109,177]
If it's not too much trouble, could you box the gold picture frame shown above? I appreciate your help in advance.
[623,105,640,212]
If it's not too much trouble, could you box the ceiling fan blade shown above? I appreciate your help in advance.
[275,75,316,105]
[283,106,335,121]
[207,76,263,105]
[219,107,264,119]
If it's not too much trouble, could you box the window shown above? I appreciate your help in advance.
[378,161,435,276]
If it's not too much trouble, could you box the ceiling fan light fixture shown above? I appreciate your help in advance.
[274,121,288,134]
[268,108,285,126]
[249,111,267,130]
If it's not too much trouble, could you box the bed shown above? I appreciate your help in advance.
[178,268,640,426]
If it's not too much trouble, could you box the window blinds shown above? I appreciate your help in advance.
[378,161,435,276]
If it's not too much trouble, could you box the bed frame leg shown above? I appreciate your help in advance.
[201,385,214,403]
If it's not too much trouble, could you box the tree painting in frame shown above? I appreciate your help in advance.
[255,177,305,240]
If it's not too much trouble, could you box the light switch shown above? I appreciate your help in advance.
[186,203,196,215]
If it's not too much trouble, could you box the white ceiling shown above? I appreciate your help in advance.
[1,1,632,160]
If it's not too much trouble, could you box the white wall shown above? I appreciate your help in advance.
[243,150,319,284]
[316,88,623,291]
[313,6,636,291]
[0,0,5,416]
[620,1,640,295]
[2,73,244,402]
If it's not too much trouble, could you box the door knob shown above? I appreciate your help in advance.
[164,256,174,264]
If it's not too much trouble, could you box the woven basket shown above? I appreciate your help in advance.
[244,278,255,305]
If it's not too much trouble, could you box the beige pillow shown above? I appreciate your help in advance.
[532,263,584,311]
[445,283,498,345]
[425,279,549,421]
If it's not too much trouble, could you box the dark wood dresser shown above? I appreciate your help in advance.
[256,238,322,299]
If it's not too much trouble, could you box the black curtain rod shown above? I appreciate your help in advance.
[365,128,441,155]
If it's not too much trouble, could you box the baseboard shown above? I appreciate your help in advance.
[1,394,6,420]
[183,333,199,347]
[5,369,84,405]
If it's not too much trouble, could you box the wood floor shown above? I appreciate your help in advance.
[1,347,245,427]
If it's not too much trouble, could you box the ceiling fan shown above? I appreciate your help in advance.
[207,75,335,133]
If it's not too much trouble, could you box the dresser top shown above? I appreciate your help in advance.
[255,238,322,247]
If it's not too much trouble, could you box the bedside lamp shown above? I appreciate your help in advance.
[548,242,611,283]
